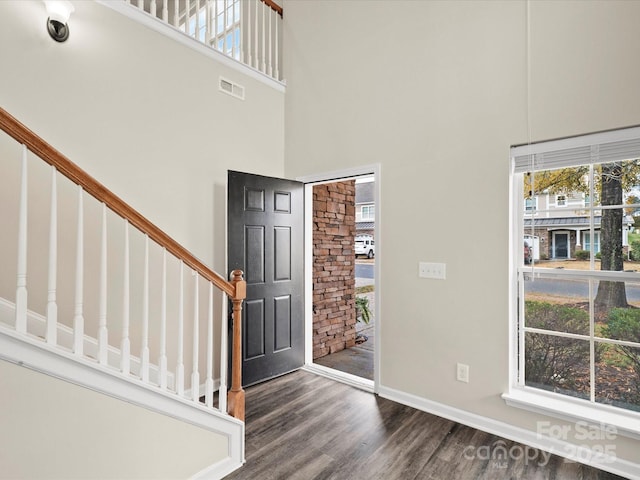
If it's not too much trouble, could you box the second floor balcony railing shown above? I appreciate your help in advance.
[126,0,283,82]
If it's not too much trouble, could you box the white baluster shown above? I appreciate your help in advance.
[176,260,185,396]
[46,166,58,344]
[205,0,212,46]
[261,0,266,73]
[150,0,157,17]
[137,0,143,9]
[220,0,226,54]
[274,10,279,80]
[246,0,252,68]
[73,186,84,355]
[192,272,200,402]
[214,0,219,50]
[238,0,243,63]
[231,0,236,59]
[253,0,258,69]
[98,203,108,365]
[15,145,28,334]
[195,0,200,41]
[141,235,150,382]
[173,0,179,27]
[205,282,214,408]
[185,0,191,35]
[121,220,131,375]
[162,0,168,22]
[159,248,168,389]
[219,291,228,413]
[267,7,273,77]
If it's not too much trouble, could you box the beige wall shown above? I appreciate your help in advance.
[0,0,284,474]
[283,0,640,463]
[0,0,285,271]
[0,360,228,479]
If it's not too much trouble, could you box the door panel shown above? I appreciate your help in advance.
[228,171,304,387]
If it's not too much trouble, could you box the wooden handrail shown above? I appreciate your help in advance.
[0,106,247,421]
[260,0,283,17]
[0,107,235,298]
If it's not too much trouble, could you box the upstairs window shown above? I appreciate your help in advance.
[360,205,375,221]
[510,127,640,427]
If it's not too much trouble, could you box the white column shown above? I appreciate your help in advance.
[15,145,28,334]
[46,166,58,345]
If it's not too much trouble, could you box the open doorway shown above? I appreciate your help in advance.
[300,167,379,392]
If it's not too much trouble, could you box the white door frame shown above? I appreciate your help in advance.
[296,164,381,393]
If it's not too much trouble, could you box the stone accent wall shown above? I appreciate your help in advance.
[312,181,356,359]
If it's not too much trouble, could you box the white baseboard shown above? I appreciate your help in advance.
[378,385,640,480]
[191,456,244,480]
[303,363,374,393]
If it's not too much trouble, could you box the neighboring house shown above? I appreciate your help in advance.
[524,191,633,260]
[355,179,375,237]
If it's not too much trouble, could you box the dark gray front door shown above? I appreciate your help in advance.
[228,171,304,387]
[554,233,569,258]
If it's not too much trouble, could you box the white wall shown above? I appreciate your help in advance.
[283,0,640,466]
[0,360,228,479]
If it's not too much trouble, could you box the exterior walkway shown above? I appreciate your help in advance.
[314,276,375,380]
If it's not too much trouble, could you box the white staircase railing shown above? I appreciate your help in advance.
[0,107,246,422]
[125,0,283,82]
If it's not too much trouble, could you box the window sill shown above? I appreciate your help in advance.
[502,387,640,440]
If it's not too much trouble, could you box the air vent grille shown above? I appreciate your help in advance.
[219,77,245,100]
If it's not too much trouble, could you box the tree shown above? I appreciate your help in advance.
[594,162,627,308]
[525,160,640,309]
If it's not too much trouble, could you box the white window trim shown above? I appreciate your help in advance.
[508,126,640,439]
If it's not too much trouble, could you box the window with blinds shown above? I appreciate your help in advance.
[510,126,640,420]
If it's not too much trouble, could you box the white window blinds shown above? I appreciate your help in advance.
[512,126,640,173]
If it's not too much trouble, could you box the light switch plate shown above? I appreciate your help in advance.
[419,262,446,279]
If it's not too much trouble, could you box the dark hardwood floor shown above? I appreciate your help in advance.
[224,370,626,480]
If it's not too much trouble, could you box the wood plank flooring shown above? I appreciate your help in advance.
[224,370,626,480]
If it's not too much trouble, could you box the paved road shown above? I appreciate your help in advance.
[527,277,640,302]
[355,263,374,279]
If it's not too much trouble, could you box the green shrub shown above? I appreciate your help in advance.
[600,309,640,407]
[355,296,372,324]
[524,301,590,396]
[595,252,602,260]
[630,239,640,261]
[574,250,590,261]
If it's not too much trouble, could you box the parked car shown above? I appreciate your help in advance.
[355,235,375,259]
[524,242,532,264]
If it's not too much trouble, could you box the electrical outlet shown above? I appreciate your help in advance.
[418,262,446,279]
[456,363,469,383]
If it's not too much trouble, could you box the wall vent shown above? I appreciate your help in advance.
[219,77,245,100]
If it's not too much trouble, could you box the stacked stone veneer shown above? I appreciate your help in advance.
[313,181,356,359]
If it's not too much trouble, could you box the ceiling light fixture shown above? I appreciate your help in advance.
[44,1,74,43]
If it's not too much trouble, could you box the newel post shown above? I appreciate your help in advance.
[228,269,246,421]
